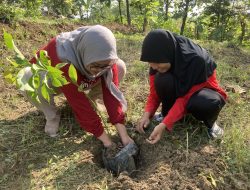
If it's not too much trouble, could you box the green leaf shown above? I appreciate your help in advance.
[57,77,69,86]
[55,62,68,69]
[16,68,34,92]
[3,70,12,78]
[68,64,78,84]
[36,60,46,69]
[27,91,41,104]
[35,54,47,69]
[32,74,40,89]
[51,77,63,87]
[4,31,25,60]
[14,56,30,65]
[47,66,69,87]
[31,64,43,73]
[47,66,64,76]
[41,84,50,102]
[39,50,51,66]
[3,70,16,84]
[14,47,25,60]
[58,76,69,86]
[3,30,14,50]
[51,76,69,88]
[6,58,19,67]
[47,86,57,94]
[44,79,57,94]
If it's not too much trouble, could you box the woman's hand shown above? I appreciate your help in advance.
[97,131,113,148]
[115,123,134,146]
[146,123,166,144]
[136,112,151,133]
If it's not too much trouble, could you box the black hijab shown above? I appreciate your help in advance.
[140,29,216,97]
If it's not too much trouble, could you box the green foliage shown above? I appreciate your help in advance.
[130,0,159,32]
[0,3,25,23]
[90,1,117,23]
[1,0,249,47]
[3,31,104,130]
[152,18,182,35]
[172,0,196,19]
[68,64,78,85]
[43,0,74,16]
[3,31,72,103]
[203,0,235,41]
[20,0,42,17]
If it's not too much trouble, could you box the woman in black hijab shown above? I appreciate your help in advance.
[136,29,227,144]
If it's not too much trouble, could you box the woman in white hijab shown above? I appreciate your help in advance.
[23,25,134,148]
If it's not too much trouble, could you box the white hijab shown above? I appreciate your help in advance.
[56,25,127,111]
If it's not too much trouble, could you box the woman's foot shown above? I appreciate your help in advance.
[208,122,224,139]
[45,113,61,137]
[153,112,164,123]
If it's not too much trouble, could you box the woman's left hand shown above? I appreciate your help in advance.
[146,123,166,144]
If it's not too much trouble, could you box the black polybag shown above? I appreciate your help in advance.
[102,143,139,175]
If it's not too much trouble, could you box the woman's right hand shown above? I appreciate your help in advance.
[97,131,113,148]
[136,112,151,133]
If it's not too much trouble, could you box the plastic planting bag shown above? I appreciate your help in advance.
[102,143,139,175]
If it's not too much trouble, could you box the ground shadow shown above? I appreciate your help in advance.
[0,103,244,190]
[0,104,110,190]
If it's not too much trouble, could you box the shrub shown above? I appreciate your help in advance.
[0,3,25,24]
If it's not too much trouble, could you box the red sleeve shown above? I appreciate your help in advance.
[206,71,228,100]
[144,74,161,117]
[60,78,104,138]
[101,64,125,125]
[162,95,190,131]
[162,70,227,131]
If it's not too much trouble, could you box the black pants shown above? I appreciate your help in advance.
[154,72,225,128]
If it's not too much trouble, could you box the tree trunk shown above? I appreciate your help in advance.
[143,15,148,32]
[195,21,199,39]
[180,0,190,35]
[79,5,83,20]
[216,0,222,27]
[164,0,170,20]
[86,9,89,21]
[25,0,29,10]
[239,18,246,45]
[125,0,131,25]
[61,0,64,15]
[118,0,123,23]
